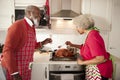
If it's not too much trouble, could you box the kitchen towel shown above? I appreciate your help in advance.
[61,74,74,80]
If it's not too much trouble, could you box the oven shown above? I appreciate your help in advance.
[49,64,85,80]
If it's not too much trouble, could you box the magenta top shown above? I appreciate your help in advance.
[80,30,113,78]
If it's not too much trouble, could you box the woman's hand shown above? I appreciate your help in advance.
[77,58,84,65]
[65,41,81,48]
[77,56,106,65]
[65,41,73,46]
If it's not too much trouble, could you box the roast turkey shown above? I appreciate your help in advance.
[55,48,73,57]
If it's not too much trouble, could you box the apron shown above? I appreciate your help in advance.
[6,21,36,80]
[86,65,102,80]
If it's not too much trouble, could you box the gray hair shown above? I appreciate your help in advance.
[25,5,40,16]
[73,14,94,29]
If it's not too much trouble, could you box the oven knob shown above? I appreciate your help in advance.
[73,66,78,69]
[58,66,61,70]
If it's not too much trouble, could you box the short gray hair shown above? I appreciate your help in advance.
[25,5,40,16]
[73,14,94,29]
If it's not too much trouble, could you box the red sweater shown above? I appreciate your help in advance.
[1,19,41,74]
[80,30,113,78]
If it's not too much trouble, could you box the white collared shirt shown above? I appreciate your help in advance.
[24,17,34,27]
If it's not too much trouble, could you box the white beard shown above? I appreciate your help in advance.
[33,18,39,27]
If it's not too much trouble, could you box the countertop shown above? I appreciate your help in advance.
[33,50,78,64]
[33,50,120,64]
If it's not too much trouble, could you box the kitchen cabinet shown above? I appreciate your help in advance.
[109,0,120,58]
[82,0,112,31]
[71,0,82,14]
[31,63,49,80]
[50,0,61,15]
[15,0,46,7]
[113,61,120,80]
[81,0,91,14]
[0,63,6,80]
[31,52,50,80]
[111,55,120,80]
[0,0,15,28]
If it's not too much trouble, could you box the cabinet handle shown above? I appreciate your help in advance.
[109,47,116,49]
[11,14,14,24]
[45,67,47,79]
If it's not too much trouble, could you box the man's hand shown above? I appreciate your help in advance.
[12,73,22,80]
[42,38,52,45]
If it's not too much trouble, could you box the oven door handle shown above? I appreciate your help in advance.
[45,67,47,79]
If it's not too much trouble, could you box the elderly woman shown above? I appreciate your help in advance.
[65,14,113,80]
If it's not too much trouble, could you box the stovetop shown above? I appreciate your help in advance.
[49,49,79,61]
[50,57,77,61]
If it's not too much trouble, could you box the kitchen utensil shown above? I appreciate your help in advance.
[67,45,78,55]
[58,44,66,48]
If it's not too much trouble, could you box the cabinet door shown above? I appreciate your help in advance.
[31,63,49,80]
[82,0,112,30]
[15,0,46,7]
[81,0,91,14]
[50,0,62,15]
[90,0,112,31]
[0,65,6,80]
[71,0,81,14]
[109,0,120,58]
[0,0,15,28]
[114,62,120,80]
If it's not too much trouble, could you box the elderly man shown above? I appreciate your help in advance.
[1,5,52,80]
